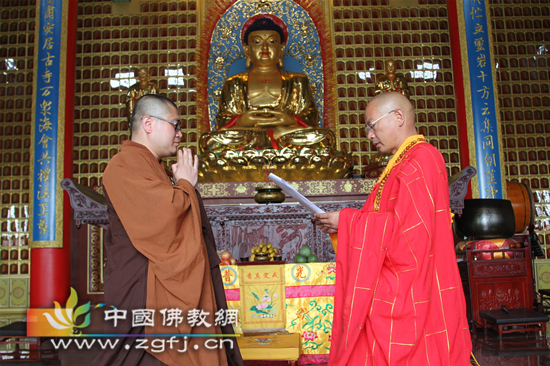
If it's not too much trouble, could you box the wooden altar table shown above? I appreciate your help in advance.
[198,178,371,263]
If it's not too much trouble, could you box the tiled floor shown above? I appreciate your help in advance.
[3,329,550,365]
[471,330,550,366]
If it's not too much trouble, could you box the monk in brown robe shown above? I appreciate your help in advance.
[93,94,243,366]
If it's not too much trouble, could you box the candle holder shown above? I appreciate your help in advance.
[254,184,285,204]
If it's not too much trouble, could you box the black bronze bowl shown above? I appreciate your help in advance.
[454,199,516,239]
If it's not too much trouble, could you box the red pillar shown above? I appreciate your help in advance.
[30,0,77,308]
[448,0,472,200]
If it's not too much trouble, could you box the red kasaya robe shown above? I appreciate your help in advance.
[329,135,471,365]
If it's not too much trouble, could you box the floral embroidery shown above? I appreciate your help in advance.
[302,330,318,341]
[249,289,278,316]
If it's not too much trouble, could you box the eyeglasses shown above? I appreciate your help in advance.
[365,110,396,133]
[148,115,182,133]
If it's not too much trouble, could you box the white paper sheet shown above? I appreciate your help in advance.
[268,173,324,214]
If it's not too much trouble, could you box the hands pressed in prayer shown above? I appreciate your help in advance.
[313,210,341,234]
[172,147,199,187]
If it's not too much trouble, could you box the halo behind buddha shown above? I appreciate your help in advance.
[201,0,329,132]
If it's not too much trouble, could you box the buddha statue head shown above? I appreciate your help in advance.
[126,67,158,124]
[137,67,151,82]
[241,14,288,69]
[374,59,409,99]
[384,60,396,81]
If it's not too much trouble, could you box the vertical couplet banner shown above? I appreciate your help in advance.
[31,0,67,248]
[462,0,504,199]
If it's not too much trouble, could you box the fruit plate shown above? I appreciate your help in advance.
[237,261,286,266]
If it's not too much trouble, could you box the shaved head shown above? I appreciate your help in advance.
[130,94,177,135]
[365,92,418,154]
[369,92,415,123]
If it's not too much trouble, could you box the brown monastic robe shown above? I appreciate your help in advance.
[197,189,244,366]
[94,140,235,366]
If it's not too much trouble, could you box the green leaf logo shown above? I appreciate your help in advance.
[42,287,91,336]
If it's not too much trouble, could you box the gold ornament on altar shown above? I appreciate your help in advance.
[199,14,351,182]
[126,68,158,123]
[199,146,350,183]
[374,60,410,99]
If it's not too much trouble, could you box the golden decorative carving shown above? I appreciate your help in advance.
[357,180,376,194]
[0,279,9,307]
[199,147,352,183]
[235,184,248,194]
[289,182,301,191]
[9,279,27,308]
[88,225,104,294]
[340,180,355,193]
[304,180,336,196]
[199,183,232,197]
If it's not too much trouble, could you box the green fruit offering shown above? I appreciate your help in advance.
[299,245,312,257]
[307,254,318,263]
[294,254,307,263]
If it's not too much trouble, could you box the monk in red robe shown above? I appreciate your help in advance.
[94,94,242,366]
[315,92,471,365]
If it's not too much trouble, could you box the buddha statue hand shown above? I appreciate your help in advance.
[236,109,297,128]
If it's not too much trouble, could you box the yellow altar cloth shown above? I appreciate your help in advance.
[239,265,286,331]
[221,263,335,363]
[285,262,335,362]
[220,265,242,334]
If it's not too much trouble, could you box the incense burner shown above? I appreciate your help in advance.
[254,184,286,204]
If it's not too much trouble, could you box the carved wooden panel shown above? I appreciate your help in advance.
[205,202,364,263]
[467,234,534,328]
[471,261,526,277]
[71,220,105,304]
[476,282,524,311]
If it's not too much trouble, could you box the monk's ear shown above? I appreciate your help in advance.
[394,109,406,127]
[141,115,155,134]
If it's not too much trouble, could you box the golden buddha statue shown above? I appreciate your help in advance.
[374,60,410,98]
[200,14,335,153]
[199,14,351,182]
[126,67,158,123]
